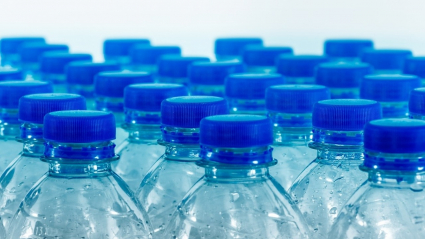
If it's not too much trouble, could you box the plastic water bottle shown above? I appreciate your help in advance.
[94,71,154,144]
[409,88,425,120]
[0,69,22,81]
[403,56,425,86]
[39,52,92,93]
[329,118,425,238]
[214,37,263,61]
[164,114,310,239]
[136,96,228,236]
[7,110,152,238]
[225,73,284,115]
[157,55,209,85]
[0,93,86,229]
[267,85,330,190]
[0,37,45,68]
[290,99,382,238]
[113,83,189,192]
[360,74,421,118]
[276,55,329,84]
[0,81,53,173]
[189,61,245,96]
[316,62,372,99]
[130,45,181,73]
[324,39,373,62]
[360,49,412,74]
[242,46,293,73]
[103,38,150,69]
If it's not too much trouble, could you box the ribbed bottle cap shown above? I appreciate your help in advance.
[161,96,229,128]
[361,49,412,70]
[316,62,372,87]
[403,57,425,78]
[0,81,53,108]
[125,83,189,112]
[242,46,293,66]
[266,85,330,113]
[44,110,116,143]
[360,74,421,101]
[409,88,425,115]
[324,39,374,58]
[19,43,69,63]
[130,45,181,65]
[19,94,87,124]
[158,55,210,78]
[189,61,245,85]
[214,38,263,56]
[0,37,45,54]
[94,71,153,98]
[313,99,382,131]
[200,115,272,148]
[276,55,329,77]
[103,39,150,57]
[40,52,93,74]
[225,73,284,99]
[0,69,22,81]
[66,61,121,85]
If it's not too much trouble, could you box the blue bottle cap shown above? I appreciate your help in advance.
[403,56,425,78]
[189,61,245,85]
[409,88,425,115]
[103,39,150,57]
[361,49,412,70]
[324,39,374,58]
[0,69,22,81]
[161,96,229,128]
[130,45,181,65]
[66,61,121,85]
[94,71,153,98]
[266,85,330,113]
[360,74,421,101]
[313,99,382,131]
[214,38,263,56]
[19,93,87,124]
[44,110,116,143]
[19,43,69,63]
[316,62,372,87]
[40,52,93,74]
[0,37,45,54]
[157,55,210,78]
[0,81,53,109]
[242,46,293,66]
[225,73,284,99]
[276,55,329,77]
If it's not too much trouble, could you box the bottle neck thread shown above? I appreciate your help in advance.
[124,109,161,125]
[312,127,364,146]
[268,112,313,128]
[273,126,312,146]
[95,96,124,113]
[43,141,117,163]
[160,126,199,145]
[199,145,273,165]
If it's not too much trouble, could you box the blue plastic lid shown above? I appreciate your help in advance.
[403,57,425,78]
[324,39,374,58]
[242,46,293,66]
[0,69,22,81]
[409,88,425,115]
[40,52,93,74]
[361,49,412,70]
[130,45,181,65]
[19,43,69,63]
[360,74,421,101]
[0,37,45,54]
[0,81,53,109]
[266,85,331,113]
[66,61,121,85]
[161,96,229,128]
[214,38,263,56]
[313,99,382,131]
[316,62,373,87]
[94,71,153,98]
[19,93,87,124]
[158,55,210,78]
[276,55,329,77]
[189,61,245,85]
[103,39,150,57]
[225,73,284,99]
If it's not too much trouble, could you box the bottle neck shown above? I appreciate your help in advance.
[95,96,124,113]
[204,165,270,182]
[310,135,364,163]
[381,101,409,118]
[161,126,199,145]
[365,169,425,189]
[362,151,425,172]
[68,84,94,98]
[162,142,201,162]
[49,161,113,178]
[268,111,313,128]
[409,112,425,120]
[227,97,266,115]
[312,127,364,146]
[20,123,45,157]
[272,126,312,146]
[124,109,161,125]
[0,108,20,138]
[199,145,274,165]
[122,123,162,141]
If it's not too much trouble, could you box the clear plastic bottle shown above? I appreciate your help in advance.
[0,93,86,229]
[360,74,421,118]
[324,39,373,63]
[214,37,263,61]
[267,85,330,190]
[409,87,425,120]
[130,46,181,73]
[7,110,152,238]
[94,71,154,145]
[360,49,412,74]
[136,96,228,236]
[290,99,382,238]
[404,56,425,86]
[0,37,45,68]
[242,46,293,73]
[329,119,425,239]
[157,55,209,86]
[225,73,284,115]
[0,69,23,81]
[276,55,329,84]
[112,83,189,192]
[164,114,310,239]
[316,62,372,99]
[103,39,150,69]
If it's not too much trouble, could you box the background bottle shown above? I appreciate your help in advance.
[214,37,263,61]
[324,39,373,62]
[157,55,209,85]
[130,45,181,73]
[0,37,45,68]
[242,46,293,73]
[103,38,150,69]
[276,55,329,84]
[360,49,412,74]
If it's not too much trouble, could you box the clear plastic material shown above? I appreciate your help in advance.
[228,98,267,115]
[190,84,225,97]
[0,114,23,174]
[329,87,360,99]
[41,73,67,93]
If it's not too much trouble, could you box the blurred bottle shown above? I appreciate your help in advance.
[409,87,425,120]
[276,55,328,84]
[0,37,45,68]
[242,46,293,73]
[130,45,181,74]
[403,56,425,86]
[103,38,150,69]
[157,55,209,86]
[214,37,263,61]
[324,39,373,62]
[361,49,412,74]
[0,69,23,82]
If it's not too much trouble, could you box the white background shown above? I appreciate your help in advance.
[1,0,424,61]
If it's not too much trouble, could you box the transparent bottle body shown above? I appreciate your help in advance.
[190,84,225,97]
[329,87,359,99]
[228,98,266,115]
[380,101,409,118]
[0,120,23,174]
